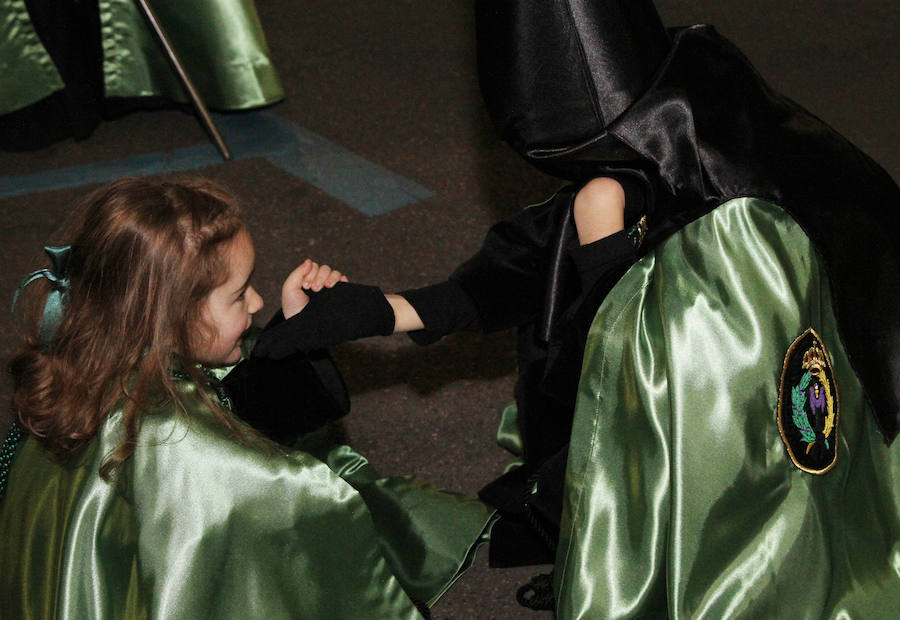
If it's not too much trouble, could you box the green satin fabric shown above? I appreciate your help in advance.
[495,401,524,460]
[555,198,900,618]
[0,0,282,116]
[0,375,493,618]
[101,0,283,108]
[0,0,65,112]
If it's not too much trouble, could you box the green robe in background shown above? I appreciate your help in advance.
[553,198,900,618]
[0,0,283,116]
[0,372,493,618]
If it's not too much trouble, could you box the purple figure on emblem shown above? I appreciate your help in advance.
[809,382,827,431]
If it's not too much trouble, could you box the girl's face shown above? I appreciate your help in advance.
[196,229,264,365]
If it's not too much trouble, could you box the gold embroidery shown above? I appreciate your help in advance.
[777,328,840,474]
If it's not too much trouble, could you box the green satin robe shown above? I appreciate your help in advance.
[0,374,493,618]
[553,198,900,618]
[0,0,283,116]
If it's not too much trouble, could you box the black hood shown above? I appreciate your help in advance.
[475,0,670,179]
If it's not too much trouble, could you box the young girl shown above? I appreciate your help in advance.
[0,177,493,619]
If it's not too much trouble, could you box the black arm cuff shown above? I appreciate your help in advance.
[252,283,395,359]
[399,279,482,345]
[616,172,649,229]
[568,230,636,293]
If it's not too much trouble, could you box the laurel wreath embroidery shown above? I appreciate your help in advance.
[779,329,839,474]
[791,371,817,451]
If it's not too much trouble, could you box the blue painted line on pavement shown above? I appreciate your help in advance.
[266,127,434,216]
[0,144,220,199]
[0,112,432,216]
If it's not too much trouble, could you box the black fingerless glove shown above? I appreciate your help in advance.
[252,282,395,359]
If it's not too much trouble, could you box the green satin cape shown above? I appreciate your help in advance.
[0,0,65,113]
[553,198,900,618]
[0,375,492,618]
[1,0,283,116]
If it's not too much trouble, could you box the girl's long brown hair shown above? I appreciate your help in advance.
[10,177,246,478]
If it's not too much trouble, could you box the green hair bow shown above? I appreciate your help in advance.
[12,246,72,349]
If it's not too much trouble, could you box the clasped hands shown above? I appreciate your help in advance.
[281,258,348,319]
[252,259,399,359]
[256,176,625,359]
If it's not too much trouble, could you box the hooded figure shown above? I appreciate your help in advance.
[252,1,900,616]
[473,0,900,443]
[463,0,900,616]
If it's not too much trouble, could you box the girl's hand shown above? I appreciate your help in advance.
[282,259,348,318]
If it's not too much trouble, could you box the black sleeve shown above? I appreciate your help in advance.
[448,187,577,332]
[567,229,636,294]
[400,279,482,345]
[223,313,350,445]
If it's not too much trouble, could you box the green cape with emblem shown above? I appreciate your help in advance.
[553,198,900,618]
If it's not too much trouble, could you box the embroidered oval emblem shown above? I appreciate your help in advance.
[777,328,839,474]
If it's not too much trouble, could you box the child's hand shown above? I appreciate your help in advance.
[282,259,348,318]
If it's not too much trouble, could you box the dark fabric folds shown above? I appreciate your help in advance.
[450,189,578,338]
[475,0,669,159]
[0,0,105,150]
[222,349,350,445]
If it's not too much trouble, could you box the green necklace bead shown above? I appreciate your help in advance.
[0,422,25,504]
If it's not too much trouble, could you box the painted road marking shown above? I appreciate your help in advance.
[0,112,432,215]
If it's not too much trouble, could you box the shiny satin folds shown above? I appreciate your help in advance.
[553,199,900,618]
[0,375,493,618]
[1,0,283,115]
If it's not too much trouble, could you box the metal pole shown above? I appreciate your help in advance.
[133,0,232,160]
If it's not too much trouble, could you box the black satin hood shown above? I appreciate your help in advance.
[476,3,900,440]
[475,0,669,167]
